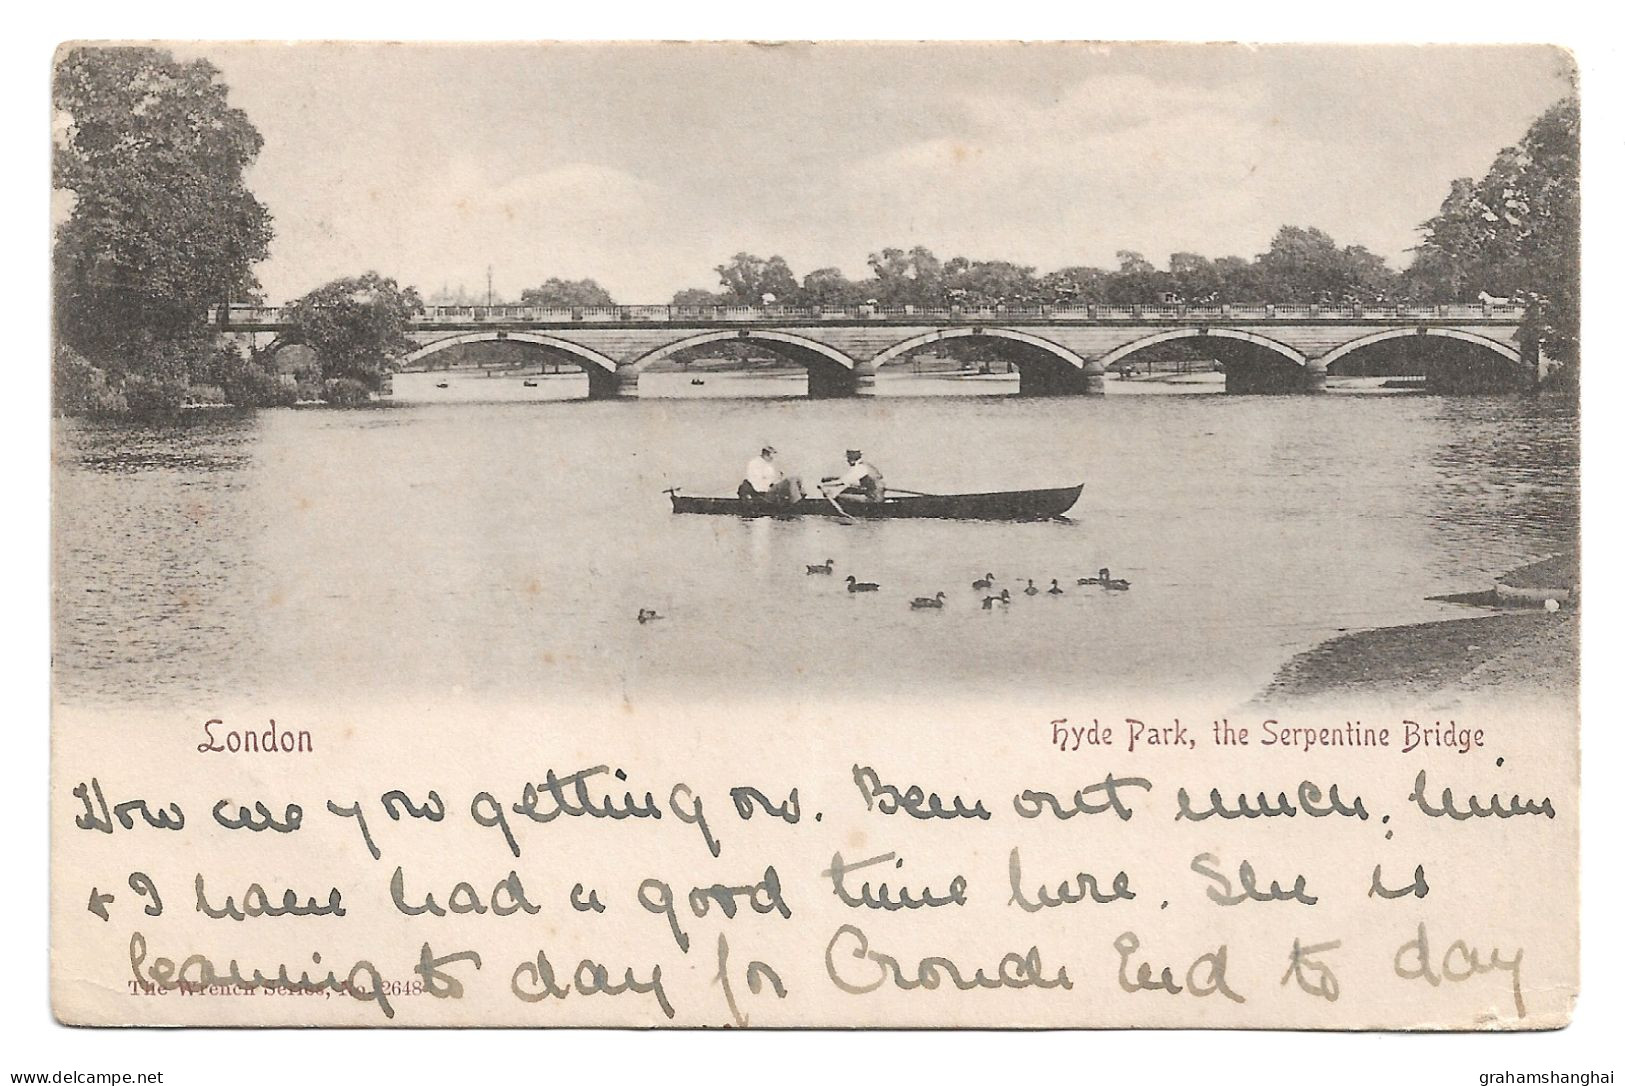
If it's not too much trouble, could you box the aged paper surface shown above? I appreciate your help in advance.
[49,40,1580,1029]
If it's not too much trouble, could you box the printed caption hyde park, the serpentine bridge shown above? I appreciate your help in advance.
[219,300,1549,397]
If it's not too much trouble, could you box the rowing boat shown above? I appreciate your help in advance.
[668,483,1083,520]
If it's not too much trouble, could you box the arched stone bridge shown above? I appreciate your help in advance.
[220,302,1540,397]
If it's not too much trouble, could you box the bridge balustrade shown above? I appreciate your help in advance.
[221,300,1526,327]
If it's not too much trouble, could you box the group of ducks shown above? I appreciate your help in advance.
[804,560,1130,611]
[640,562,1128,624]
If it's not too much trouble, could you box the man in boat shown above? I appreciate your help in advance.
[822,449,885,504]
[738,446,803,504]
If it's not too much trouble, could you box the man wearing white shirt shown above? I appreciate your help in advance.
[738,446,802,503]
[822,449,884,504]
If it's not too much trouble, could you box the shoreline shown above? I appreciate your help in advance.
[1261,554,1579,704]
[1262,611,1577,704]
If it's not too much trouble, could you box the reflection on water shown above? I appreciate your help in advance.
[52,382,1577,709]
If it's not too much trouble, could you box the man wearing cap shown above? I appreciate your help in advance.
[822,449,885,504]
[739,446,803,504]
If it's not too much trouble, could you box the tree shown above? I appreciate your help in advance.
[1102,250,1164,304]
[1407,178,1497,301]
[1514,98,1580,364]
[1410,97,1578,365]
[1255,227,1342,302]
[866,246,943,306]
[282,273,423,402]
[52,46,273,364]
[1115,251,1156,276]
[1038,266,1108,305]
[1340,245,1399,303]
[800,267,864,307]
[942,259,1038,306]
[714,253,799,304]
[518,278,614,307]
[1253,227,1399,304]
[1168,252,1222,304]
[671,287,728,307]
[1207,257,1259,303]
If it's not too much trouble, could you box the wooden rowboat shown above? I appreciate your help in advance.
[668,483,1082,521]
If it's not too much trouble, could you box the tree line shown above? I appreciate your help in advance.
[51,45,1577,417]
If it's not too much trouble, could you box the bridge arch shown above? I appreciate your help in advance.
[869,327,1091,370]
[1096,327,1308,371]
[398,331,619,374]
[1317,327,1525,371]
[628,329,858,372]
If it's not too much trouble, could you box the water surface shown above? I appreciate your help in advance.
[53,374,1578,709]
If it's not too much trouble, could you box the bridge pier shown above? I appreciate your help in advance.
[807,363,876,399]
[586,367,639,399]
[1224,362,1327,394]
[1017,363,1105,396]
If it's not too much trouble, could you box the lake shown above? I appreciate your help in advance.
[52,372,1579,710]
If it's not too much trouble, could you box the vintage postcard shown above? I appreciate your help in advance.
[49,41,1580,1029]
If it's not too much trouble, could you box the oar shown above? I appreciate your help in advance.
[883,487,942,498]
[817,482,852,520]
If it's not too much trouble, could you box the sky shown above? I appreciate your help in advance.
[178,42,1575,304]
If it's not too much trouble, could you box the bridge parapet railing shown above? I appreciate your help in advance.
[222,301,1527,327]
[1436,303,1522,319]
[222,305,284,323]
